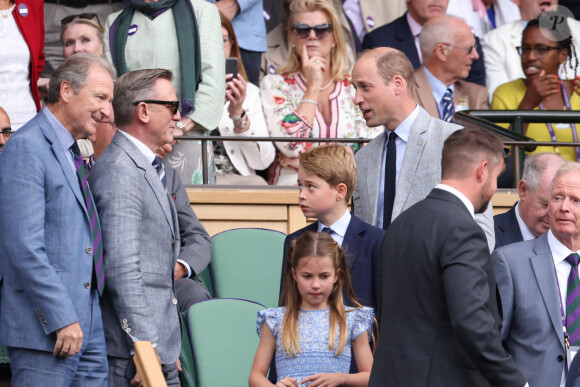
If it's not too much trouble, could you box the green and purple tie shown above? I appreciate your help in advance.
[566,253,580,345]
[71,142,105,296]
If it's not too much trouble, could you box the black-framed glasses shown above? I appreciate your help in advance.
[441,42,478,55]
[1,128,13,138]
[517,45,562,57]
[133,100,180,115]
[292,23,333,39]
[61,12,101,28]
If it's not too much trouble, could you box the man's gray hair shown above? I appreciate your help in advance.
[47,53,116,104]
[552,161,580,192]
[113,69,174,127]
[419,16,459,61]
[522,153,565,192]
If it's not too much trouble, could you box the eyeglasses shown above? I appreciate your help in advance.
[133,100,180,115]
[517,45,562,58]
[61,12,102,28]
[441,42,478,55]
[1,127,13,138]
[292,23,333,39]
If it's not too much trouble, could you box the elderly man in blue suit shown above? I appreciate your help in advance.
[0,54,115,386]
[88,69,182,386]
[493,161,580,387]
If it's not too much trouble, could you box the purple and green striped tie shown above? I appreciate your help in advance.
[566,253,580,345]
[71,142,105,296]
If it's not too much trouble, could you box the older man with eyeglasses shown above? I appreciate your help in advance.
[413,15,489,123]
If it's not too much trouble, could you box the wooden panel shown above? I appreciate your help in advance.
[192,204,287,220]
[492,190,519,215]
[187,186,299,204]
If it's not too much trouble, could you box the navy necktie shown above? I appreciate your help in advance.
[383,132,397,229]
[441,88,455,123]
[152,156,167,190]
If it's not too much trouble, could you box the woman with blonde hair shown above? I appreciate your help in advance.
[260,0,380,186]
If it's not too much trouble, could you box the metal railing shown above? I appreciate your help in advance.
[175,110,580,186]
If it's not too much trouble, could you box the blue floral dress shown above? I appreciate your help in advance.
[256,306,374,386]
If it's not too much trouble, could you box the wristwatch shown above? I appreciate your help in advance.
[176,120,188,135]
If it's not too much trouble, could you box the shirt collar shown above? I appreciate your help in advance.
[44,107,75,153]
[434,183,475,218]
[514,201,536,241]
[548,229,578,266]
[383,104,419,148]
[423,66,454,103]
[119,130,156,164]
[317,209,351,239]
[406,12,423,38]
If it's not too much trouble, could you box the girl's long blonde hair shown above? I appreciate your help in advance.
[279,231,361,358]
[277,0,350,81]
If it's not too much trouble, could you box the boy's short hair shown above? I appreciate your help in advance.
[299,145,357,203]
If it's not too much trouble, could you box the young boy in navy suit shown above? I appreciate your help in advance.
[280,144,385,309]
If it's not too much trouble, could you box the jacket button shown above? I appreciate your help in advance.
[172,298,178,305]
[84,282,90,289]
[558,355,564,362]
[42,321,47,327]
[86,247,93,254]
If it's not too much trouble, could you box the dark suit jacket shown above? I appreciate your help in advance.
[494,203,523,250]
[280,214,384,309]
[361,12,487,86]
[567,351,580,387]
[369,189,526,387]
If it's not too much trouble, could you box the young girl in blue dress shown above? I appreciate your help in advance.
[249,231,374,387]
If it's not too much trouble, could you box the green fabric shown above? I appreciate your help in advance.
[0,344,10,364]
[112,0,201,116]
[179,311,196,387]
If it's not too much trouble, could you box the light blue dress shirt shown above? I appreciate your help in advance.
[424,66,455,120]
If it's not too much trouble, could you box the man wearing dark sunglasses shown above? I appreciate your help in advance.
[413,16,489,122]
[0,107,10,154]
[88,68,183,386]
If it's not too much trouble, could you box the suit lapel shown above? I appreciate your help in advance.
[413,67,439,117]
[530,235,565,349]
[38,113,87,217]
[342,216,362,271]
[397,14,420,67]
[114,132,176,239]
[362,133,385,225]
[392,109,428,218]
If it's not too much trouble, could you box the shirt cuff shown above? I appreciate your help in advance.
[177,259,192,278]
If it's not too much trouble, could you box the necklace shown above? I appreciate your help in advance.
[0,2,14,19]
[319,78,334,91]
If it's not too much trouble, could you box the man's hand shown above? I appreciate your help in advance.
[174,262,188,279]
[216,0,239,20]
[53,321,83,357]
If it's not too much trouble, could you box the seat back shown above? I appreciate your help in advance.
[179,311,197,387]
[188,298,265,386]
[211,228,285,307]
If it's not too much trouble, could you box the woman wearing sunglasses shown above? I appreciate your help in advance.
[261,0,381,186]
[491,15,580,161]
[0,0,44,130]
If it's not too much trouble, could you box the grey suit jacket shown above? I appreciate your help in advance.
[413,66,489,118]
[492,233,565,387]
[353,106,496,250]
[165,165,211,277]
[88,131,181,364]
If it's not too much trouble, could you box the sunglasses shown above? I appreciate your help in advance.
[1,127,13,137]
[133,100,180,115]
[61,12,101,28]
[517,45,562,58]
[292,23,333,40]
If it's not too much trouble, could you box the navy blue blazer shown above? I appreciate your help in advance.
[280,214,384,309]
[493,203,523,250]
[361,12,487,87]
[567,351,580,387]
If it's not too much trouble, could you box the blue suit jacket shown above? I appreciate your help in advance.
[361,12,487,87]
[493,203,523,250]
[280,214,384,309]
[0,109,96,352]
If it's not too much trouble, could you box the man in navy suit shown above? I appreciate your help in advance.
[361,0,487,86]
[0,54,115,386]
[494,153,564,249]
[280,144,384,309]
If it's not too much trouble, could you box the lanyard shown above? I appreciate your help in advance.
[539,79,580,161]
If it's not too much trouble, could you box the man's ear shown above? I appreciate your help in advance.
[434,43,448,61]
[135,102,150,124]
[518,179,528,200]
[392,75,405,95]
[476,160,489,183]
[60,80,73,103]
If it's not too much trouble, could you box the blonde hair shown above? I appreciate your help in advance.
[60,17,105,54]
[277,0,349,80]
[299,144,356,203]
[279,232,361,358]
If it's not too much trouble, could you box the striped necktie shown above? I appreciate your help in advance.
[441,88,455,123]
[70,142,105,296]
[152,156,167,189]
[566,253,580,346]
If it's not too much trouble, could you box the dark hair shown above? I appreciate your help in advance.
[524,13,578,78]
